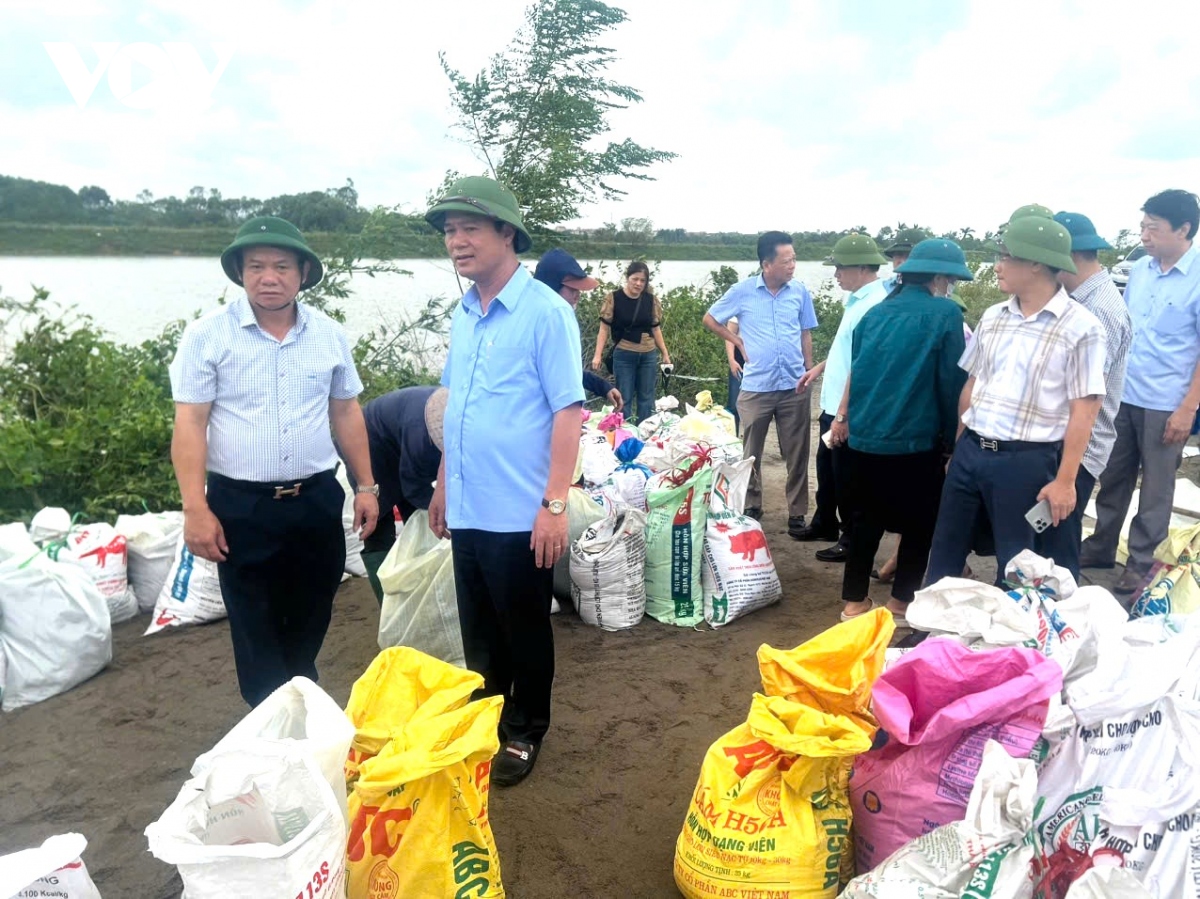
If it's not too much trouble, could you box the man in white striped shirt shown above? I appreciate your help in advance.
[169,216,378,706]
[927,214,1106,584]
[1034,212,1131,578]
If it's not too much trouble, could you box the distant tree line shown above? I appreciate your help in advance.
[0,174,368,233]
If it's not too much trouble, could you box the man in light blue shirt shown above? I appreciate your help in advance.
[1083,189,1200,593]
[794,234,891,561]
[703,231,818,534]
[426,177,584,787]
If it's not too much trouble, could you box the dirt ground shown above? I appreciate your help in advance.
[1,407,1130,898]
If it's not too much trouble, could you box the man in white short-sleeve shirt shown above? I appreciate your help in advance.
[169,216,378,706]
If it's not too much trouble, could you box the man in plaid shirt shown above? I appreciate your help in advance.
[926,213,1106,583]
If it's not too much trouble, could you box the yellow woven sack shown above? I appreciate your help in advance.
[674,609,893,898]
[344,645,482,787]
[344,648,505,899]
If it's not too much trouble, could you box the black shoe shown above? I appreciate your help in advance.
[1078,546,1115,569]
[815,543,849,563]
[492,740,540,787]
[792,524,840,542]
[744,507,763,521]
[786,516,807,538]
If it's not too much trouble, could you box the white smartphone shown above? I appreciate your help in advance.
[1025,499,1053,533]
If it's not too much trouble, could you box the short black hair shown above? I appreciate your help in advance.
[1142,189,1200,240]
[757,231,793,266]
[900,271,935,286]
[1073,249,1099,262]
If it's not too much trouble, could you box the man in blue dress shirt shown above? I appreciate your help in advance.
[426,177,584,787]
[702,232,818,535]
[1082,189,1200,594]
[170,216,379,707]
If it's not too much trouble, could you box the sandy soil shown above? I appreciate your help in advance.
[2,407,1128,898]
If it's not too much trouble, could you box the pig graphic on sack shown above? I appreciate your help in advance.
[726,528,769,561]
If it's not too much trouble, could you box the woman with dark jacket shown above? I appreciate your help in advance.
[591,261,672,423]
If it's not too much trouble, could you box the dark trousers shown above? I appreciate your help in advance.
[207,470,346,707]
[1035,466,1096,582]
[843,448,944,604]
[927,436,1065,586]
[812,412,852,541]
[451,529,555,744]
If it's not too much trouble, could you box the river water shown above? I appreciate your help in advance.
[0,257,850,345]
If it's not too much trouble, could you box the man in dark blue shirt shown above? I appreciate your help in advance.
[351,386,445,600]
[535,248,624,413]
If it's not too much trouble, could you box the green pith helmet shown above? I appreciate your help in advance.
[1001,203,1055,232]
[894,238,974,280]
[883,228,931,258]
[220,216,324,290]
[824,233,889,266]
[424,176,533,254]
[1053,211,1113,252]
[998,216,1078,273]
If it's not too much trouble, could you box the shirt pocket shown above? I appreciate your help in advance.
[1153,302,1196,336]
[299,359,334,402]
[480,345,533,393]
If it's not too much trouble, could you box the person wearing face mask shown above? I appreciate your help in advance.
[592,261,672,423]
[926,215,1106,587]
[828,239,969,625]
[534,248,623,413]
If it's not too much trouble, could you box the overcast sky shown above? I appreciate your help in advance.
[3,0,1198,240]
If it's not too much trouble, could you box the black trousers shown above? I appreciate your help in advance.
[812,412,852,540]
[1035,465,1096,582]
[928,435,1065,586]
[451,529,555,744]
[207,470,346,707]
[843,448,944,604]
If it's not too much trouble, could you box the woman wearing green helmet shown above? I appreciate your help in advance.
[830,239,971,626]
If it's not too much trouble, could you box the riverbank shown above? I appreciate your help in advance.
[0,222,768,261]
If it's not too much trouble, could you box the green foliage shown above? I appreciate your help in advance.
[437,0,676,228]
[0,291,179,521]
[0,229,454,521]
[956,261,1008,329]
[809,280,845,364]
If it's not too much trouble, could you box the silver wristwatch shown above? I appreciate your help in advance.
[356,484,380,496]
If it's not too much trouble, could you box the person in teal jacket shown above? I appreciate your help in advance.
[828,239,970,626]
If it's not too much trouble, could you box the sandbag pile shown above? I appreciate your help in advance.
[843,549,1200,898]
[567,393,783,632]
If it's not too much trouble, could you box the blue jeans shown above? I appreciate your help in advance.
[727,372,741,435]
[613,347,658,423]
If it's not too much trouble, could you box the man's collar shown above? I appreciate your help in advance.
[756,274,791,294]
[848,278,883,303]
[1070,270,1110,302]
[1150,243,1197,276]
[234,294,307,331]
[1005,286,1071,318]
[463,262,529,314]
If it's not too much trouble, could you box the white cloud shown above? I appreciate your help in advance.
[2,0,1199,239]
